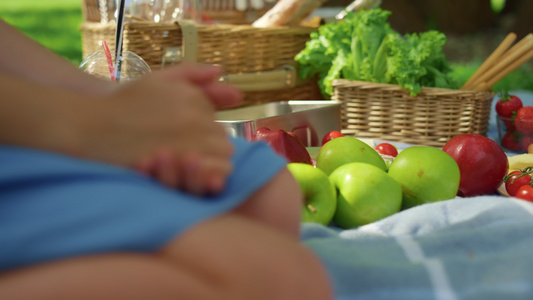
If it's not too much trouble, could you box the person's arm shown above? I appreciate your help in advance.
[0,19,242,109]
[0,64,241,195]
[0,17,246,195]
[0,19,113,97]
[0,73,89,155]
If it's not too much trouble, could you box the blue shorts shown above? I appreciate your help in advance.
[0,137,287,271]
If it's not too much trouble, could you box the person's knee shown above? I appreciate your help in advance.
[193,230,333,300]
[0,253,221,299]
[237,242,333,300]
[158,214,333,300]
[234,167,303,237]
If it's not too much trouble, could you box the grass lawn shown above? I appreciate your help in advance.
[0,0,84,65]
[1,0,531,91]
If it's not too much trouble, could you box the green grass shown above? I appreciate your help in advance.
[0,0,82,9]
[0,0,84,65]
[451,62,533,93]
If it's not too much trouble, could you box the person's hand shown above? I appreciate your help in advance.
[82,63,243,195]
[0,18,243,195]
[154,62,242,110]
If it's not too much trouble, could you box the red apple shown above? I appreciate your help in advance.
[252,127,313,165]
[321,130,344,146]
[291,125,319,147]
[442,134,508,197]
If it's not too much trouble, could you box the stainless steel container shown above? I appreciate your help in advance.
[216,100,341,147]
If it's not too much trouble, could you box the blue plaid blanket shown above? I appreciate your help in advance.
[300,90,533,299]
[302,196,533,300]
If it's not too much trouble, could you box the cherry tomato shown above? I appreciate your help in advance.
[375,143,398,157]
[495,92,523,119]
[515,106,533,135]
[321,131,344,146]
[515,185,533,202]
[500,130,522,152]
[522,135,533,152]
[504,170,532,197]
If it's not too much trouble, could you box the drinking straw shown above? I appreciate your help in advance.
[184,2,211,24]
[114,0,126,82]
[101,40,116,82]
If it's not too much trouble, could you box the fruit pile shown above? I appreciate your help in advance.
[502,154,533,201]
[495,92,533,153]
[252,126,513,229]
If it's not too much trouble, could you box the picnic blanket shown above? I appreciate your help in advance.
[299,90,533,300]
[301,196,533,300]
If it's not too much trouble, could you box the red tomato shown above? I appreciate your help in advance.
[504,170,532,197]
[495,93,523,119]
[501,130,522,152]
[375,143,398,157]
[503,118,517,131]
[321,131,344,146]
[515,185,533,202]
[515,106,533,135]
[522,135,533,152]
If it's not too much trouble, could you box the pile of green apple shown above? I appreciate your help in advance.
[288,136,461,229]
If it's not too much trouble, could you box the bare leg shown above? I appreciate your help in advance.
[0,214,333,300]
[0,254,219,300]
[234,167,303,238]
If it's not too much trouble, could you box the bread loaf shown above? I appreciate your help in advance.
[252,0,327,27]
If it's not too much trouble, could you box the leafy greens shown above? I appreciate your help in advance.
[295,8,459,98]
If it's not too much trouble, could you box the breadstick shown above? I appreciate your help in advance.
[484,45,533,90]
[473,82,488,92]
[252,0,327,27]
[284,0,328,26]
[461,32,516,90]
[469,34,533,91]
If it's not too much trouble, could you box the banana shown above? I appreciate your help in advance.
[508,154,533,172]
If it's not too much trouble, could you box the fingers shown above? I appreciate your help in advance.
[156,63,243,109]
[133,149,181,189]
[157,63,222,86]
[181,153,233,196]
[134,149,233,196]
[104,64,238,196]
[154,149,181,189]
[202,82,243,109]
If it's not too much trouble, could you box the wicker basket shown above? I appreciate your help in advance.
[80,21,322,107]
[332,79,495,147]
[82,0,272,24]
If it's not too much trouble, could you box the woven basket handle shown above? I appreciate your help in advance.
[175,20,299,92]
[177,20,199,62]
[219,66,298,92]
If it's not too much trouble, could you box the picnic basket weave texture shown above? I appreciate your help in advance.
[331,79,495,147]
[80,21,323,108]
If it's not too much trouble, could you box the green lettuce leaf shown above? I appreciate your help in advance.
[295,8,458,98]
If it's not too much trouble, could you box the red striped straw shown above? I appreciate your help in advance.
[184,4,213,24]
[101,40,116,82]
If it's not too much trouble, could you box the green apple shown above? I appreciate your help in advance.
[316,136,387,176]
[287,163,337,225]
[329,162,402,229]
[387,146,460,209]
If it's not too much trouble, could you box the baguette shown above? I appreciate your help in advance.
[252,0,327,27]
